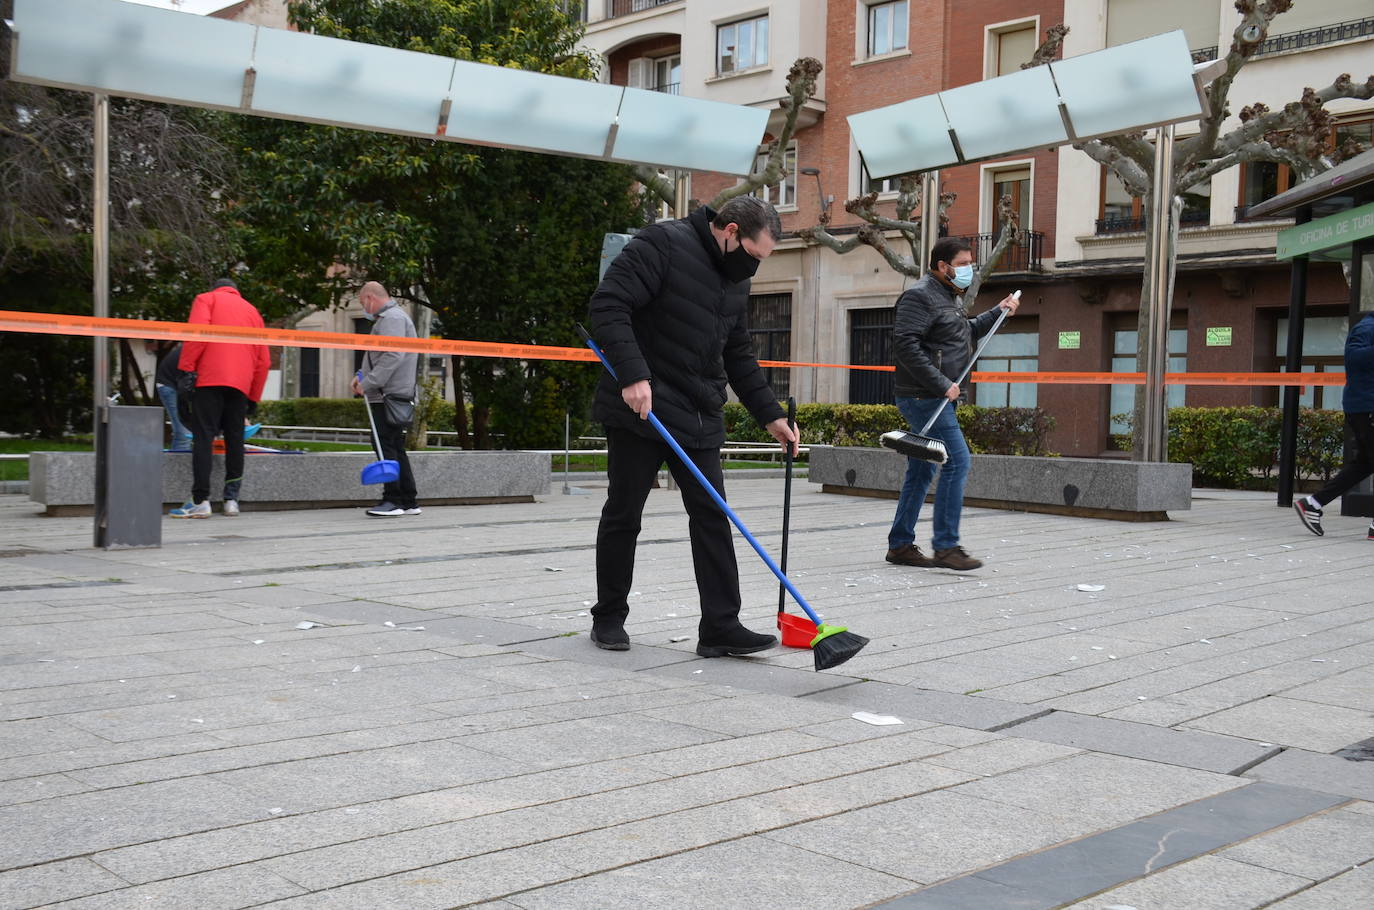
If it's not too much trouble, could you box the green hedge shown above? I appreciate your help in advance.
[722,402,1056,456]
[1165,406,1345,487]
[257,397,459,433]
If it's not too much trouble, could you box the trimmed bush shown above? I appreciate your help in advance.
[1149,406,1344,487]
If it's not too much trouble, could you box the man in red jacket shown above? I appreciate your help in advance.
[169,279,270,518]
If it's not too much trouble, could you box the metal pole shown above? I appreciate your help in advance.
[1140,124,1175,463]
[1276,206,1312,507]
[93,92,110,410]
[93,92,111,548]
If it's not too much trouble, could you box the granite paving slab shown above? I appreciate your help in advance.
[1221,805,1374,879]
[1007,710,1281,774]
[1058,854,1310,910]
[802,680,1052,731]
[1264,865,1374,909]
[1245,748,1374,801]
[0,858,128,909]
[22,865,307,910]
[1183,696,1374,753]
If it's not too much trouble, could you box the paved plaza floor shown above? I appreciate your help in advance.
[0,476,1371,909]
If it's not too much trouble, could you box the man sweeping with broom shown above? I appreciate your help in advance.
[885,238,1020,571]
[586,196,795,658]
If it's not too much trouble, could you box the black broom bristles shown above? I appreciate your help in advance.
[880,430,948,464]
[812,628,870,671]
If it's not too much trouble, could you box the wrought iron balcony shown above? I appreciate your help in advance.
[956,230,1045,273]
[606,0,680,18]
[1255,16,1374,56]
[652,82,680,95]
[1095,210,1209,235]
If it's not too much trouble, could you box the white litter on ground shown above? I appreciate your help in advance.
[1076,584,1105,592]
[852,712,903,726]
[295,621,320,630]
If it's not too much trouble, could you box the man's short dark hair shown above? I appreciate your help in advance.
[212,278,238,290]
[928,237,972,271]
[712,195,783,242]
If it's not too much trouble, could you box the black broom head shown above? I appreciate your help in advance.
[881,430,948,464]
[811,628,870,671]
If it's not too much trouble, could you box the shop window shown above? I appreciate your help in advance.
[1276,316,1348,410]
[973,327,1038,407]
[1110,327,1186,435]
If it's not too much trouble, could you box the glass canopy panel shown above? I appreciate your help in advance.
[847,94,957,179]
[1053,31,1201,139]
[612,88,768,175]
[941,65,1066,161]
[11,0,254,109]
[446,60,624,158]
[252,28,457,137]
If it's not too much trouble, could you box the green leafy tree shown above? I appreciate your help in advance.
[231,0,642,448]
[0,77,234,435]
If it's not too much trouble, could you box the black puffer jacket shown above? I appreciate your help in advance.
[589,207,784,449]
[892,274,1001,399]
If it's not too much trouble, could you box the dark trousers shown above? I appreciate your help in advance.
[594,427,743,640]
[1313,412,1374,507]
[190,386,247,504]
[369,402,417,509]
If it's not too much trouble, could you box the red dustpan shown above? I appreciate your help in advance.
[776,398,819,648]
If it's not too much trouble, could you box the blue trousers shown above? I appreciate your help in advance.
[887,397,972,552]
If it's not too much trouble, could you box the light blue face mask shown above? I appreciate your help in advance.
[951,264,974,289]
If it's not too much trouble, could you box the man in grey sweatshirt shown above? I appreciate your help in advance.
[351,281,420,517]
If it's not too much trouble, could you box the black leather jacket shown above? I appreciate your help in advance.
[892,274,1000,399]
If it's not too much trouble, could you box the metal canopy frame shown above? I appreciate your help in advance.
[5,0,768,176]
[848,30,1206,179]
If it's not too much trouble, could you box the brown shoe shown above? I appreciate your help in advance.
[932,546,983,571]
[885,544,933,567]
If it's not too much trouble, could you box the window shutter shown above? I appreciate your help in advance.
[627,58,650,89]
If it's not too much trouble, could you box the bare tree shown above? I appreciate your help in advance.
[1072,0,1374,459]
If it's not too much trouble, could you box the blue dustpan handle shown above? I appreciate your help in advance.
[578,326,825,629]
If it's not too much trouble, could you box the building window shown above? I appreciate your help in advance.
[861,159,900,196]
[1101,167,1210,232]
[987,166,1031,233]
[299,347,320,399]
[1240,118,1371,214]
[717,14,768,74]
[972,326,1038,407]
[1276,316,1348,409]
[749,293,791,398]
[647,168,687,222]
[867,1,908,57]
[987,22,1037,78]
[653,54,681,94]
[753,144,798,209]
[1110,326,1186,435]
[849,307,895,404]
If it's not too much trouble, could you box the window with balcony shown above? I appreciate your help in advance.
[985,21,1037,78]
[753,143,798,209]
[987,166,1031,232]
[866,1,909,58]
[861,159,900,196]
[1099,167,1212,233]
[627,53,681,93]
[1238,117,1371,216]
[717,14,768,74]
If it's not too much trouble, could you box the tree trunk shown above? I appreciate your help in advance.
[450,354,470,448]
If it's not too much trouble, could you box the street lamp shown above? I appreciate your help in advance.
[800,167,832,222]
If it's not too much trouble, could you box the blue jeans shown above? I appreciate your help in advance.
[156,383,193,450]
[887,396,971,552]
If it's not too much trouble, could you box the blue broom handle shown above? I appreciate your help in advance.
[582,332,826,629]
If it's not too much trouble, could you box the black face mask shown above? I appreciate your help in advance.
[721,238,761,283]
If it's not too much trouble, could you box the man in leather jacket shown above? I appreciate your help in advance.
[588,195,798,657]
[886,237,1020,570]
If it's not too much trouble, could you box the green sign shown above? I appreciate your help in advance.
[1206,327,1232,346]
[1058,331,1081,350]
[1276,201,1374,260]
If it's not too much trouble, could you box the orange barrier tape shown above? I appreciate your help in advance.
[0,310,1348,387]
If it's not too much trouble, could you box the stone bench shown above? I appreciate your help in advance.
[807,445,1192,521]
[29,451,550,516]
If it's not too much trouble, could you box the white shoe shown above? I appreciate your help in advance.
[169,500,211,519]
[366,501,404,517]
[223,500,240,516]
[403,506,422,515]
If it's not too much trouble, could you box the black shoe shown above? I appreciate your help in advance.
[590,624,630,651]
[696,627,778,658]
[1294,497,1323,536]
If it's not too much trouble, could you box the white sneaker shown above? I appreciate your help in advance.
[403,506,422,515]
[223,500,240,516]
[169,500,211,519]
[366,501,404,517]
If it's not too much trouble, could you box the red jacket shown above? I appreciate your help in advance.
[178,287,270,401]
